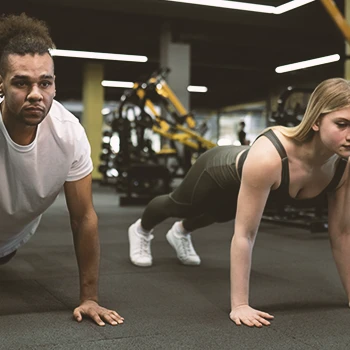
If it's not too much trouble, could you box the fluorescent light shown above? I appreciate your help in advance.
[50,49,148,62]
[275,54,340,73]
[101,107,111,115]
[102,81,208,93]
[274,0,315,14]
[101,81,135,88]
[187,85,208,93]
[164,0,274,13]
[218,138,233,146]
[164,0,315,14]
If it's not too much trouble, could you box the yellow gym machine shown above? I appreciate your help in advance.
[99,68,216,204]
[128,68,215,154]
[320,0,350,45]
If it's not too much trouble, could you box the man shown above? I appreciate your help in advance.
[0,13,123,326]
[237,121,250,145]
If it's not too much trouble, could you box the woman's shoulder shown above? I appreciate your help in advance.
[249,130,285,163]
[333,157,350,191]
[242,134,282,186]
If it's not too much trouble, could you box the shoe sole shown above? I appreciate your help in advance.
[128,227,153,267]
[166,232,201,266]
[130,259,152,267]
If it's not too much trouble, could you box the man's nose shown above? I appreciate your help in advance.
[27,85,43,101]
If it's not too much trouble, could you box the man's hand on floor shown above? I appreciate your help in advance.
[73,300,124,326]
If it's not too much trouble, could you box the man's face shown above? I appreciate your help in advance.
[316,106,350,159]
[0,53,55,127]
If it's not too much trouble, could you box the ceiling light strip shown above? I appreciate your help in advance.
[101,81,135,88]
[187,85,208,93]
[275,0,315,14]
[164,0,315,14]
[50,49,148,62]
[275,54,340,73]
[102,81,208,92]
[164,0,274,14]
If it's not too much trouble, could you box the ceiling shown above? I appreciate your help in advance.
[1,0,347,110]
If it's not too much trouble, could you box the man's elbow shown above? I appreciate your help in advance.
[70,210,98,232]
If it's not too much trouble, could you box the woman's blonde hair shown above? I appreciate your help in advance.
[268,78,350,142]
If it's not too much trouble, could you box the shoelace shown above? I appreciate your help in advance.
[140,234,153,256]
[180,235,196,257]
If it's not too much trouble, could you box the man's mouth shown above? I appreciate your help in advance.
[25,107,44,112]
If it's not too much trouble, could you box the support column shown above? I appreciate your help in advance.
[82,62,104,180]
[160,23,191,110]
[345,0,350,79]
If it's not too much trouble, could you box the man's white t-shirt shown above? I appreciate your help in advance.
[0,100,93,257]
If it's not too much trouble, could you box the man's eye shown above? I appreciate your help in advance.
[41,81,52,88]
[15,82,26,87]
[336,123,347,127]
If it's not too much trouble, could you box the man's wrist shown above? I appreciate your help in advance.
[80,297,98,304]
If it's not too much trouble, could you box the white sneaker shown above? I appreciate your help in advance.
[128,219,154,267]
[166,222,201,265]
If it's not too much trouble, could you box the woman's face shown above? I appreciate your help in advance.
[315,106,350,159]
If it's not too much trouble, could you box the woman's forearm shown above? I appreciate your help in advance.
[331,234,350,301]
[230,234,254,309]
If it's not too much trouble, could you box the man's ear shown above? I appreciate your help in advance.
[0,76,3,97]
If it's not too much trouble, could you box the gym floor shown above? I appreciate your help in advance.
[1,183,349,350]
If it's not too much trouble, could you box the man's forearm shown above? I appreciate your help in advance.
[71,213,100,303]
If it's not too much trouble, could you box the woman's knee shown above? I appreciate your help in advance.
[0,250,17,265]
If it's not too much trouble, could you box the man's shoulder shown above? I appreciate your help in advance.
[44,100,86,142]
[48,100,81,126]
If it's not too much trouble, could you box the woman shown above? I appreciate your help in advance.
[128,78,350,327]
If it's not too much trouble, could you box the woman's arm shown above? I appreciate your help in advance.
[327,158,350,302]
[230,138,281,327]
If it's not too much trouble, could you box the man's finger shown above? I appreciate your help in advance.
[91,312,105,326]
[102,314,120,326]
[73,308,83,322]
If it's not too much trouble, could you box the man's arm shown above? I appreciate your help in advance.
[327,158,350,302]
[64,174,124,326]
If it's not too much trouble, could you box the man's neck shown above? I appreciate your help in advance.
[0,103,37,146]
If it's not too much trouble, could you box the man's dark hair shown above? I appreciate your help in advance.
[0,13,55,75]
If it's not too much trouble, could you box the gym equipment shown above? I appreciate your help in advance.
[269,87,313,127]
[320,0,350,45]
[264,86,328,233]
[99,68,216,205]
[262,205,328,233]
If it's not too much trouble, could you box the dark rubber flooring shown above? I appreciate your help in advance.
[0,183,349,350]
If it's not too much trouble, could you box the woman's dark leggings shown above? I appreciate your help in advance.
[0,250,17,265]
[141,148,240,232]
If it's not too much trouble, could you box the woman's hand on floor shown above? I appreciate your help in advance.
[230,305,274,327]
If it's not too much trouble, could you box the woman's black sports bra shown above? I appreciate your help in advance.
[237,129,347,208]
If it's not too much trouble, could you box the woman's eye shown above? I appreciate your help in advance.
[336,123,347,128]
